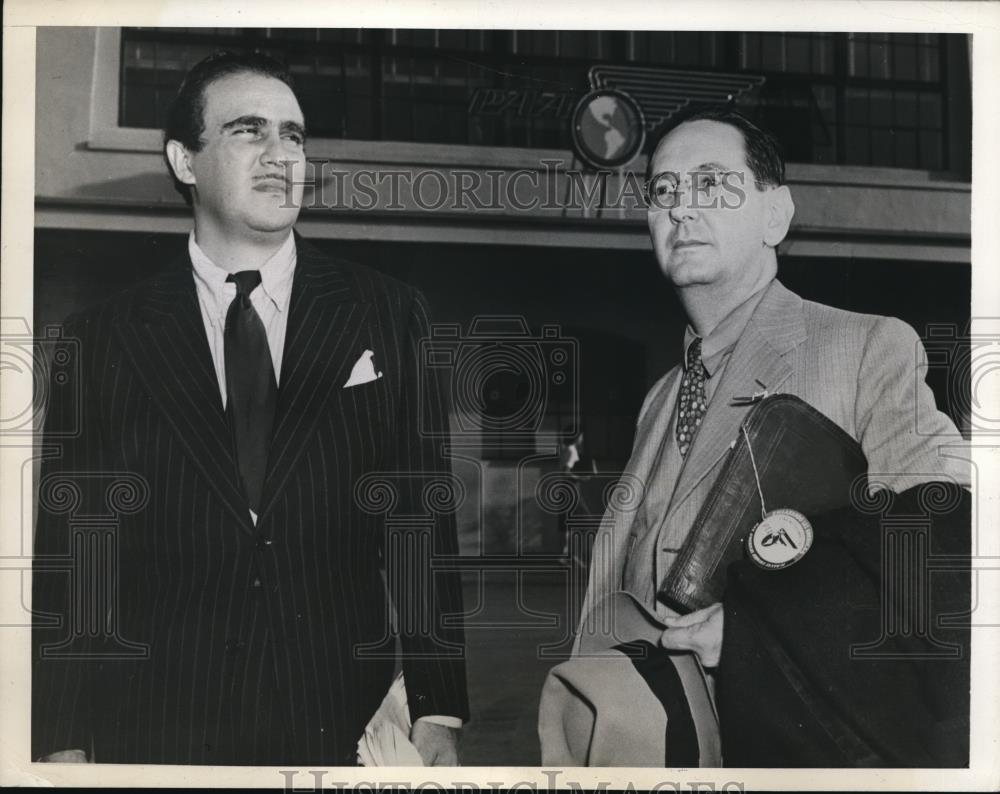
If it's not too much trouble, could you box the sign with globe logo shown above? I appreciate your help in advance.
[571,88,646,170]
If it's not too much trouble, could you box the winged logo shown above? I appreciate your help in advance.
[588,65,766,131]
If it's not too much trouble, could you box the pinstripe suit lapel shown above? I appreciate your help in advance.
[114,263,254,533]
[257,240,371,519]
[667,280,807,519]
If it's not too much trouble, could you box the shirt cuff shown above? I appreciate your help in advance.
[415,715,463,729]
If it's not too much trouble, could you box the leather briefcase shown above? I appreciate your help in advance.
[659,394,868,613]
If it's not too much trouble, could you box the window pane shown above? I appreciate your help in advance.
[645,32,675,65]
[439,104,469,144]
[406,30,437,48]
[920,129,943,169]
[812,84,837,148]
[587,31,611,59]
[845,126,871,164]
[786,36,810,72]
[895,129,918,168]
[675,33,702,65]
[895,91,918,127]
[381,98,412,141]
[869,40,891,79]
[920,93,944,128]
[413,102,444,142]
[871,128,895,165]
[279,29,318,42]
[119,79,158,128]
[558,30,587,58]
[845,87,869,125]
[869,89,893,127]
[813,34,833,74]
[740,32,761,69]
[920,45,941,81]
[525,30,556,56]
[848,35,869,77]
[894,44,918,80]
[700,32,723,67]
[345,95,372,139]
[761,33,786,71]
[811,83,837,163]
[317,29,368,44]
[296,74,342,134]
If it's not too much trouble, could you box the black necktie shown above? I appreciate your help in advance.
[224,270,277,513]
[676,337,708,457]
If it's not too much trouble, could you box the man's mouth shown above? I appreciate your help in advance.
[253,174,290,191]
[673,239,707,249]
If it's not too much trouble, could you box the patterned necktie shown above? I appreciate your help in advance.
[224,270,277,513]
[676,337,708,457]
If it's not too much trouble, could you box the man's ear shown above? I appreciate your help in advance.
[164,140,196,188]
[763,185,795,248]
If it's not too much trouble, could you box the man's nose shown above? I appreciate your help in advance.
[259,130,288,165]
[668,190,698,224]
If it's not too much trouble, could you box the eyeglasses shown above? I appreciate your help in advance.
[643,169,766,210]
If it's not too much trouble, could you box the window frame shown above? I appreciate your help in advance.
[90,27,957,172]
[86,27,572,170]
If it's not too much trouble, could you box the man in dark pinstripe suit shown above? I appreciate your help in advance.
[33,51,468,766]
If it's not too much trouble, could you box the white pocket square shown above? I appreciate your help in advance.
[344,349,384,388]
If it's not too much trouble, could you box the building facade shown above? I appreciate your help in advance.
[34,27,972,552]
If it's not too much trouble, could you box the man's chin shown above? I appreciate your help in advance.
[247,209,301,235]
[659,260,720,288]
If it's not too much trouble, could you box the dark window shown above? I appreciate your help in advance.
[120,28,959,170]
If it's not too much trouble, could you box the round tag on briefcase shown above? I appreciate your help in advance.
[746,508,814,570]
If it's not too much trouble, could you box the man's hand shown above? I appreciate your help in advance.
[409,720,460,766]
[38,749,88,763]
[660,602,724,667]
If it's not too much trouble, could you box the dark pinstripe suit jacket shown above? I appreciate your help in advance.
[32,237,469,765]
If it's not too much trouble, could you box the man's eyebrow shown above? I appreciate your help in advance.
[280,120,307,139]
[220,114,267,132]
[692,161,732,172]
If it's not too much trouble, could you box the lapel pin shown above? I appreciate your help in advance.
[730,388,770,406]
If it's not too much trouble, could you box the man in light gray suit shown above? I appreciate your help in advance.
[573,108,968,756]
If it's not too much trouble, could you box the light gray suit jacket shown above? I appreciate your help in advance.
[578,279,969,632]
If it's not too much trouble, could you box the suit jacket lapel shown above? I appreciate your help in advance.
[666,280,807,519]
[257,239,371,519]
[113,262,254,533]
[575,369,681,644]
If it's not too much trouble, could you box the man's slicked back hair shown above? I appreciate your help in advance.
[645,106,785,188]
[163,50,299,205]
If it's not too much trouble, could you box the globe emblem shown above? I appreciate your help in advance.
[571,89,645,169]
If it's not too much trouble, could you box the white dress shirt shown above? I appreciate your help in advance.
[189,230,295,407]
[188,231,461,731]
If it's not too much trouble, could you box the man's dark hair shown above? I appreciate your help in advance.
[645,106,785,188]
[163,50,299,205]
